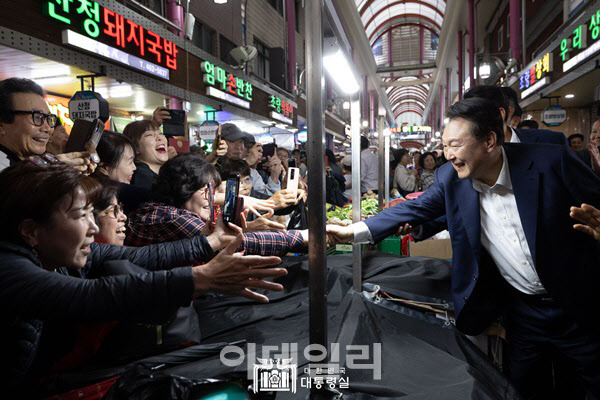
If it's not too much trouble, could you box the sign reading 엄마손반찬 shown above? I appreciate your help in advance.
[44,0,178,73]
[201,61,253,102]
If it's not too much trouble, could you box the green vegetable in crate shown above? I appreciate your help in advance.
[361,198,379,217]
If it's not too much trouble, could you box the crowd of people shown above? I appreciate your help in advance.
[0,76,599,399]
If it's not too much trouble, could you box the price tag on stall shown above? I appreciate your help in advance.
[68,91,109,122]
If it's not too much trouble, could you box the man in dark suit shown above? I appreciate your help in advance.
[327,97,600,399]
[411,85,569,240]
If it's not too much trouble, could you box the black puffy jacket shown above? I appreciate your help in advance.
[0,236,214,395]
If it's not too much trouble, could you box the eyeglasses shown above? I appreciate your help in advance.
[26,153,59,168]
[105,203,125,219]
[11,110,59,128]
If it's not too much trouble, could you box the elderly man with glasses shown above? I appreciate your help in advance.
[0,77,95,173]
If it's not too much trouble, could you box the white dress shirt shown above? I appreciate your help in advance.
[509,127,521,143]
[353,148,545,295]
[360,149,379,193]
[473,148,544,294]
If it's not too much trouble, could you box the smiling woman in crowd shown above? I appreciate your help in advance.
[93,131,137,185]
[119,120,169,212]
[0,160,286,395]
[126,153,308,255]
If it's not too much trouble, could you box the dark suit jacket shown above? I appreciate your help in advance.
[418,128,570,240]
[364,144,600,335]
[515,128,567,145]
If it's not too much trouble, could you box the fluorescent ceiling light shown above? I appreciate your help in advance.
[32,76,72,85]
[565,94,575,99]
[214,0,227,3]
[323,49,359,94]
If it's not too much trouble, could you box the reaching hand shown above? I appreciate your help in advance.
[56,151,96,175]
[240,195,276,218]
[246,216,286,232]
[325,224,354,246]
[167,145,178,159]
[191,234,286,302]
[397,223,413,235]
[269,189,298,209]
[215,140,228,157]
[571,203,600,242]
[152,106,171,127]
[207,213,244,250]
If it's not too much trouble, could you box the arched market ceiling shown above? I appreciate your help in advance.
[355,0,446,122]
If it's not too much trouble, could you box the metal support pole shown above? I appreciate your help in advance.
[377,116,384,212]
[521,0,526,65]
[351,97,362,293]
[510,0,522,65]
[439,84,445,127]
[419,26,424,78]
[458,30,463,100]
[446,67,451,108]
[388,30,394,80]
[286,0,297,91]
[384,133,390,208]
[305,1,327,394]
[468,0,475,90]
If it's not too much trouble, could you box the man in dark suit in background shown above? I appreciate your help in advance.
[327,97,600,399]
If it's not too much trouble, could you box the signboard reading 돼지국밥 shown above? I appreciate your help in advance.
[44,0,178,76]
[69,90,109,122]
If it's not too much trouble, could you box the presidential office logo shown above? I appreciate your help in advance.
[253,358,297,393]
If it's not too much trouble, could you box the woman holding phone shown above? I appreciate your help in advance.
[0,161,286,395]
[126,154,309,256]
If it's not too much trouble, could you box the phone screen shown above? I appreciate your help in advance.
[223,176,239,224]
[289,158,297,168]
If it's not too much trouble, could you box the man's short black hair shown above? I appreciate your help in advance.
[292,149,300,155]
[568,133,584,144]
[517,120,539,129]
[446,97,505,145]
[360,136,370,150]
[464,85,510,122]
[0,78,45,123]
[500,87,523,119]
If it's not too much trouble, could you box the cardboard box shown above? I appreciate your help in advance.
[408,239,452,260]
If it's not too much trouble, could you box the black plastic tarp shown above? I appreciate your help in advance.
[90,253,520,399]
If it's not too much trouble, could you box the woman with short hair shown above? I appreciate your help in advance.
[417,151,438,191]
[126,154,308,255]
[93,131,137,184]
[0,160,286,394]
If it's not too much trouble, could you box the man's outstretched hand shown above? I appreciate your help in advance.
[325,224,354,246]
[571,203,600,242]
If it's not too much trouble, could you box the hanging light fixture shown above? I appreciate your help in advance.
[479,63,491,80]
